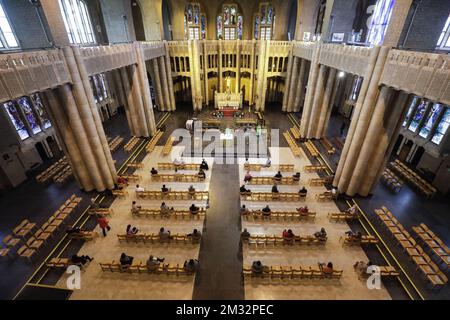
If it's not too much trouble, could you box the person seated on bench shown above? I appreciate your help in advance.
[240,205,249,215]
[331,187,337,198]
[113,183,123,191]
[240,185,251,194]
[262,205,271,216]
[314,227,327,240]
[354,260,372,276]
[188,185,196,198]
[147,255,165,271]
[198,168,206,180]
[161,184,170,193]
[262,158,271,168]
[159,227,172,241]
[274,171,283,181]
[184,259,199,272]
[200,159,209,170]
[66,225,81,235]
[131,201,141,214]
[160,202,173,216]
[71,254,93,266]
[244,158,249,166]
[126,224,139,236]
[241,228,250,241]
[271,184,279,193]
[345,231,362,242]
[187,229,202,241]
[173,158,185,166]
[117,176,129,186]
[120,253,134,267]
[296,206,309,216]
[135,184,145,192]
[189,204,200,215]
[282,229,295,243]
[299,186,308,197]
[173,168,181,180]
[319,262,334,275]
[292,172,301,182]
[150,167,158,175]
[251,260,264,275]
[346,205,358,215]
[244,171,252,183]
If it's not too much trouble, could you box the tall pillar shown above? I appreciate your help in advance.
[63,46,115,190]
[236,41,241,93]
[382,0,414,47]
[300,43,321,137]
[334,46,381,186]
[202,41,209,106]
[219,40,223,92]
[164,41,176,111]
[190,40,203,111]
[255,40,269,111]
[134,43,157,134]
[112,70,132,133]
[286,57,299,112]
[306,65,328,138]
[151,58,164,111]
[129,64,149,137]
[159,56,171,111]
[120,67,141,136]
[334,46,390,195]
[315,68,337,138]
[293,58,307,112]
[282,49,294,112]
[249,40,256,106]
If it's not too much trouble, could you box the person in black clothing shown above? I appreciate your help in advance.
[66,226,81,235]
[292,172,301,181]
[198,169,206,180]
[271,184,279,193]
[120,253,134,266]
[262,205,271,216]
[161,184,169,193]
[240,184,251,193]
[151,167,158,175]
[71,254,93,266]
[189,204,199,214]
[274,171,282,180]
[200,159,209,170]
[299,186,308,196]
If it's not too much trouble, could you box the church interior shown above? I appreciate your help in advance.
[0,0,449,301]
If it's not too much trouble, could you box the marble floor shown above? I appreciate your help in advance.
[55,146,213,299]
[241,147,391,300]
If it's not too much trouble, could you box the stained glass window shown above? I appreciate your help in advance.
[217,4,242,40]
[431,108,450,145]
[419,103,443,138]
[31,94,52,129]
[366,0,395,46]
[58,0,96,45]
[3,101,29,140]
[185,3,205,40]
[408,100,428,132]
[254,3,274,40]
[403,96,419,127]
[18,97,41,135]
[0,2,19,49]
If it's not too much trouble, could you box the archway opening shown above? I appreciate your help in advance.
[131,0,146,41]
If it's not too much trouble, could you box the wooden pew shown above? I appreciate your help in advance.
[248,176,299,185]
[303,165,327,172]
[151,173,205,182]
[240,192,304,202]
[117,233,201,244]
[132,208,206,220]
[99,261,197,275]
[158,163,201,171]
[243,264,343,280]
[146,130,164,153]
[136,190,209,201]
[243,210,316,221]
[243,234,326,247]
[162,137,175,155]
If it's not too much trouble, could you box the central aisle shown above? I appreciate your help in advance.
[193,163,245,300]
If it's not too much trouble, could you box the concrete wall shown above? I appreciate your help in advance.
[2,0,53,50]
[99,0,136,43]
[323,0,359,43]
[296,0,320,40]
[398,0,450,51]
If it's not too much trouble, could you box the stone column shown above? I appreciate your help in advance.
[63,46,115,190]
[286,57,299,112]
[282,49,294,112]
[159,56,171,111]
[112,69,132,133]
[300,42,321,137]
[151,58,164,111]
[306,64,328,138]
[293,58,307,112]
[334,46,381,187]
[120,67,141,136]
[219,40,223,92]
[382,0,414,47]
[249,40,256,106]
[255,40,269,111]
[164,41,176,111]
[202,41,209,107]
[334,46,389,195]
[315,68,337,138]
[236,40,241,93]
[129,64,149,137]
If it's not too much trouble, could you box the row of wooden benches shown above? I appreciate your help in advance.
[243,234,326,246]
[162,136,175,155]
[390,160,436,198]
[247,176,300,185]
[117,233,201,244]
[375,207,448,287]
[135,190,209,200]
[244,163,294,172]
[146,130,164,153]
[283,131,301,157]
[242,210,316,220]
[158,163,201,171]
[339,235,379,246]
[151,173,205,182]
[53,166,73,184]
[109,136,124,152]
[304,140,319,157]
[412,223,450,268]
[36,157,69,183]
[243,265,343,279]
[131,208,206,219]
[381,168,404,193]
[124,136,141,152]
[320,137,336,155]
[99,261,197,275]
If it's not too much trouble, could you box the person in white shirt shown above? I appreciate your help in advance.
[135,184,145,192]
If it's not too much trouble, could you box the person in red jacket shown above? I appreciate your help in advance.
[97,216,111,237]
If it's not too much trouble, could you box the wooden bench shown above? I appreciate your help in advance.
[158,163,201,171]
[126,162,144,169]
[132,208,206,219]
[303,140,319,157]
[390,160,436,198]
[99,261,197,275]
[283,131,301,156]
[112,190,129,198]
[146,130,164,153]
[88,208,114,217]
[381,168,404,193]
[316,192,334,201]
[162,136,175,155]
[117,233,201,244]
[36,157,69,183]
[46,258,71,268]
[109,136,124,152]
[243,210,315,221]
[303,165,327,172]
[136,190,209,201]
[124,136,140,152]
[240,192,304,202]
[118,174,140,182]
[248,176,298,185]
[328,212,359,221]
[151,173,205,182]
[243,265,343,280]
[244,234,326,247]
[321,137,336,154]
[68,230,97,241]
[412,223,450,269]
[290,127,301,139]
[341,235,379,246]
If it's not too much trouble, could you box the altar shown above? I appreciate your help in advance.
[214,90,243,110]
